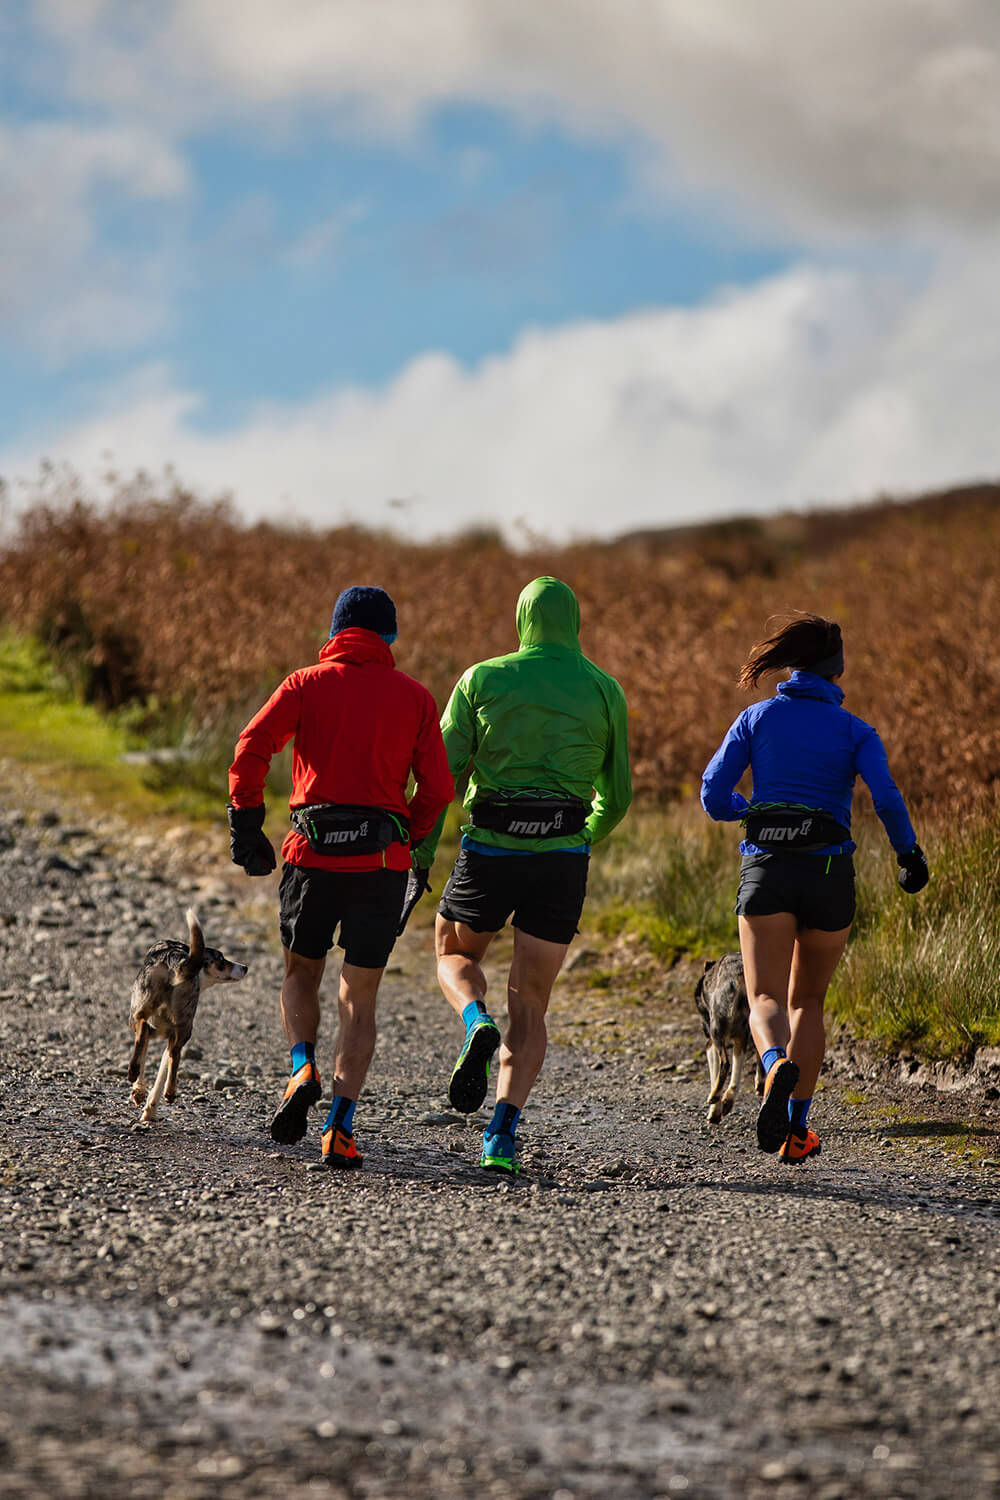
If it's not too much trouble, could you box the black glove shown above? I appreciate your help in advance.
[397,864,431,935]
[228,804,277,877]
[897,844,929,894]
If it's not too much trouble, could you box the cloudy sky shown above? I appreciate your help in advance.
[1,1,999,541]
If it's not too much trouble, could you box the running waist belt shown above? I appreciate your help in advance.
[743,807,850,853]
[290,804,410,855]
[471,793,590,839]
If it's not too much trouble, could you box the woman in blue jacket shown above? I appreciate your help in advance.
[701,614,928,1162]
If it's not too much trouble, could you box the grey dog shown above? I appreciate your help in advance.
[694,953,765,1125]
[128,908,248,1124]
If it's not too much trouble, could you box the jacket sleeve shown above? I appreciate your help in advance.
[584,679,632,846]
[854,724,917,854]
[411,676,477,867]
[228,675,301,808]
[701,713,752,821]
[406,691,456,847]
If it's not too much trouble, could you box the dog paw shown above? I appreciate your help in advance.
[130,1084,147,1106]
[720,1094,735,1117]
[706,1105,723,1125]
[140,1106,157,1124]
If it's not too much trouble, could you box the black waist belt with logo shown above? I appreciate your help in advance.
[291,804,410,856]
[471,793,590,840]
[743,806,850,853]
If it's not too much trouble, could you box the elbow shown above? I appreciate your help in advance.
[700,786,720,820]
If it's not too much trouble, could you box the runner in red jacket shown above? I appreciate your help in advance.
[228,585,453,1168]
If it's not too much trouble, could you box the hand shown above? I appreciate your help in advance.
[228,804,277,877]
[397,863,432,935]
[897,844,929,894]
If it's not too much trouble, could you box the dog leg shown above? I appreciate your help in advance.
[141,1044,172,1124]
[129,1022,151,1105]
[164,1032,189,1104]
[706,1041,727,1124]
[720,1035,748,1117]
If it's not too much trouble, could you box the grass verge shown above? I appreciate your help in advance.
[831,811,1000,1058]
[585,800,1000,1059]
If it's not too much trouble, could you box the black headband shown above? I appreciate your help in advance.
[805,648,844,679]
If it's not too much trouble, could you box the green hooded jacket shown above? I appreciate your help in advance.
[415,576,632,864]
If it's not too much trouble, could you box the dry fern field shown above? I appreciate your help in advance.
[1,476,999,815]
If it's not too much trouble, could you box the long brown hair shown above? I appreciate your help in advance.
[737,613,843,691]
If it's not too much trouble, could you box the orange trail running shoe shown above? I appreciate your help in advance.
[322,1124,363,1170]
[269,1062,322,1145]
[756,1057,800,1153]
[780,1125,821,1162]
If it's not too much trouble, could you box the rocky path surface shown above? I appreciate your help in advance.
[2,762,1000,1499]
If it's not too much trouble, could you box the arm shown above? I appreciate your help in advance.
[406,693,456,847]
[411,676,478,867]
[228,674,302,807]
[584,680,633,846]
[700,714,752,821]
[226,675,301,875]
[854,726,917,854]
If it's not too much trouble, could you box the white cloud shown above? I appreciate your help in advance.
[32,0,1000,238]
[3,254,997,542]
[0,121,188,359]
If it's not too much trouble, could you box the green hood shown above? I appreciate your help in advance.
[516,577,581,651]
[413,574,632,865]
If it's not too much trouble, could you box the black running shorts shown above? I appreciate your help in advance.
[438,848,589,945]
[735,851,856,931]
[279,864,407,967]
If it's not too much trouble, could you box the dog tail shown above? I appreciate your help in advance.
[176,907,205,982]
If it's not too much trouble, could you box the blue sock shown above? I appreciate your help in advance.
[789,1097,812,1130]
[461,1000,490,1032]
[291,1041,315,1072]
[486,1102,521,1141]
[760,1046,786,1074]
[323,1096,356,1135]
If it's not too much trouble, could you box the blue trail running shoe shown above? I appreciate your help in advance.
[480,1130,521,1175]
[448,1018,501,1113]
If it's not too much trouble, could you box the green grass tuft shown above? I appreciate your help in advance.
[587,804,739,961]
[829,810,1000,1057]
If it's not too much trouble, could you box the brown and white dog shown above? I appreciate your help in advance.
[694,953,765,1124]
[128,908,248,1124]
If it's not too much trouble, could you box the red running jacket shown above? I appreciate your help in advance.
[228,629,454,872]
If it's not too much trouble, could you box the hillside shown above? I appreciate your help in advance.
[1,475,998,811]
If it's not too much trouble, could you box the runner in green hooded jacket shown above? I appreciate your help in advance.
[410,576,632,1174]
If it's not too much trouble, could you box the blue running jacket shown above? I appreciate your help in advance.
[700,671,917,856]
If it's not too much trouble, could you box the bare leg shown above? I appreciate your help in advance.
[494,928,570,1110]
[738,913,798,1061]
[787,925,851,1098]
[280,947,325,1047]
[332,963,384,1101]
[435,916,497,1017]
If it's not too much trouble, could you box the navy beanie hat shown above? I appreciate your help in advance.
[330,586,398,643]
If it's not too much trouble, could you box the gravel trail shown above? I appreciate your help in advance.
[1,763,999,1499]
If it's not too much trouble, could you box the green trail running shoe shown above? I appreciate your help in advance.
[448,1018,501,1113]
[480,1131,521,1175]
